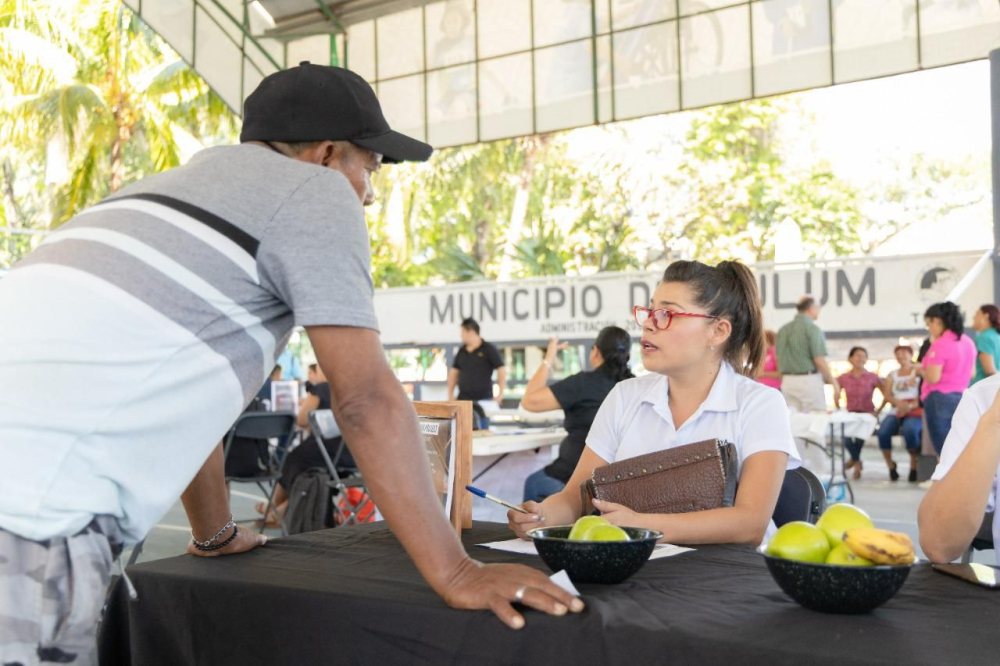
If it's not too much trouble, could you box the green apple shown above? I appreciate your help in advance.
[825,543,874,567]
[568,515,610,540]
[816,504,874,549]
[581,524,630,542]
[767,521,830,563]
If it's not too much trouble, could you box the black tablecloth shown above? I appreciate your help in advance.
[100,522,999,666]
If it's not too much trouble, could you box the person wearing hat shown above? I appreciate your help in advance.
[0,63,581,664]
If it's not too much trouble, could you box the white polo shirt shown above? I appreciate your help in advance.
[586,363,801,537]
[930,373,1000,565]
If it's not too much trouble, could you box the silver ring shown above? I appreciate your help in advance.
[514,585,528,603]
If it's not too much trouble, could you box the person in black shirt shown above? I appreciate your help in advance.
[520,326,634,502]
[448,318,506,429]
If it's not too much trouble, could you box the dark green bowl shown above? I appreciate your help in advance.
[527,525,662,584]
[759,547,912,614]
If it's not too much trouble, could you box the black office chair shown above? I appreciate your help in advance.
[961,512,994,564]
[308,409,372,525]
[224,411,297,536]
[772,467,826,528]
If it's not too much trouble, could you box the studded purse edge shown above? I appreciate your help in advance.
[580,439,738,516]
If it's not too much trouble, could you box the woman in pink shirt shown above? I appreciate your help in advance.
[836,346,883,479]
[917,301,976,458]
[757,329,782,390]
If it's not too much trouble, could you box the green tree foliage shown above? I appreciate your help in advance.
[366,98,873,285]
[0,0,237,268]
[662,99,863,263]
[368,133,644,285]
[0,4,980,282]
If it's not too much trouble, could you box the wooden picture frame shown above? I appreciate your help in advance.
[413,401,473,534]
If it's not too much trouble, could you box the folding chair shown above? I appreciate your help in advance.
[224,410,297,536]
[961,512,994,564]
[772,467,826,528]
[307,409,374,526]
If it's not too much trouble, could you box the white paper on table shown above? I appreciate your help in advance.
[549,570,581,596]
[476,538,693,560]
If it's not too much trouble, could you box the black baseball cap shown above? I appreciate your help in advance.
[240,61,433,163]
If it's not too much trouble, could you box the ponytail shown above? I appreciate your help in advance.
[594,326,634,383]
[661,259,765,378]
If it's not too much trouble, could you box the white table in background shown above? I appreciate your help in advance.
[470,427,566,523]
[488,407,565,427]
[789,410,878,503]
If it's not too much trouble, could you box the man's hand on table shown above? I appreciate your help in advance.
[187,526,267,558]
[439,557,584,630]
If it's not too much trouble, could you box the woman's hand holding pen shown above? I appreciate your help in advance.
[508,501,546,540]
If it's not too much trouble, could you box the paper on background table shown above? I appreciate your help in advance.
[477,538,694,560]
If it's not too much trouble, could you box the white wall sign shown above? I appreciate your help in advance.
[374,251,992,346]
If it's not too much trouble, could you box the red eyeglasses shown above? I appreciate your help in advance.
[633,305,719,331]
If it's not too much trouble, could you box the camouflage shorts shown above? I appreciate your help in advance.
[0,517,122,666]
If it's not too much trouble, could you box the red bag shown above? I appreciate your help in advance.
[334,487,377,525]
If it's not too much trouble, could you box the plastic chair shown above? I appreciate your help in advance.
[772,467,826,528]
[961,512,994,564]
[224,411,297,536]
[307,409,373,525]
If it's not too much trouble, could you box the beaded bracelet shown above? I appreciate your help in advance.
[191,516,235,549]
[192,525,239,552]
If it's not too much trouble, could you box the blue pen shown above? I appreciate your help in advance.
[465,485,529,514]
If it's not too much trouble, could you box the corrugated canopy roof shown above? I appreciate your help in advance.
[256,1,441,35]
[123,1,1000,150]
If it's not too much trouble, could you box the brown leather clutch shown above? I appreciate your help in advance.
[581,439,738,515]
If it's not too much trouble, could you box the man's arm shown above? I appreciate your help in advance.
[495,366,507,401]
[181,442,267,556]
[447,367,459,401]
[307,325,582,628]
[813,356,839,397]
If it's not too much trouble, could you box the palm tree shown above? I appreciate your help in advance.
[0,0,237,240]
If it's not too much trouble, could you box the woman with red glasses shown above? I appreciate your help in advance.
[508,260,799,545]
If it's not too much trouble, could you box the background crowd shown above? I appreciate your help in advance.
[760,297,994,485]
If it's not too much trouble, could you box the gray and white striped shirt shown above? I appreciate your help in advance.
[0,144,378,543]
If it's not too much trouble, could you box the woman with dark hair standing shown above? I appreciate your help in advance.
[520,327,634,502]
[970,304,1000,386]
[916,301,976,458]
[509,260,799,546]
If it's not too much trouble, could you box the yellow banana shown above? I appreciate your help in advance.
[843,528,916,565]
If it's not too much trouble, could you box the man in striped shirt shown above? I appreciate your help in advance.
[0,63,580,664]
